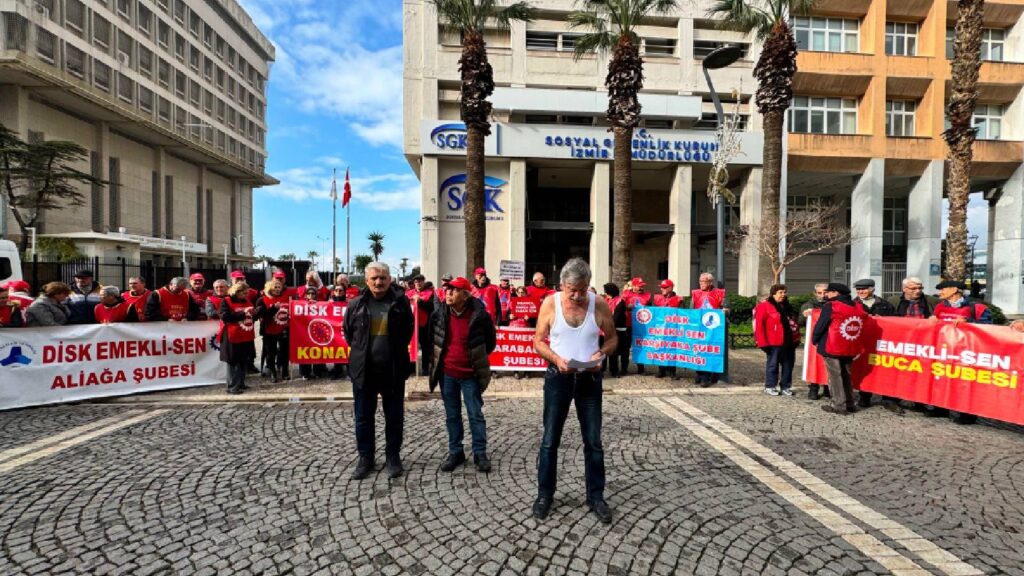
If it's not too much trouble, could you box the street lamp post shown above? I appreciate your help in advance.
[316,234,328,271]
[701,45,743,291]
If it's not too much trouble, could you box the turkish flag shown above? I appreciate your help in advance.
[342,167,352,207]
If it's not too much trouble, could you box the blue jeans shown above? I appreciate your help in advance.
[537,366,605,502]
[441,375,487,456]
[764,346,796,390]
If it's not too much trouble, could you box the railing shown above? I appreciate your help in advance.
[881,263,907,298]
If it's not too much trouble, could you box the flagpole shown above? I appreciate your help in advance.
[346,166,351,274]
[331,168,337,280]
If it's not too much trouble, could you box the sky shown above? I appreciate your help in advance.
[241,0,419,276]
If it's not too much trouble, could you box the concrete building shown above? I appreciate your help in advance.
[404,0,1024,315]
[0,0,275,270]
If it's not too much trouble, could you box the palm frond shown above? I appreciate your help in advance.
[493,1,536,30]
[707,0,775,40]
[789,0,818,18]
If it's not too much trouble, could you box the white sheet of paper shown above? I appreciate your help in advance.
[567,358,601,370]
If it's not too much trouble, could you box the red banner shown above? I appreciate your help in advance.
[289,301,348,364]
[489,327,546,371]
[511,297,540,319]
[803,311,1024,424]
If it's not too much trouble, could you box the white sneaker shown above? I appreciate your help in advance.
[764,387,780,396]
[780,389,794,397]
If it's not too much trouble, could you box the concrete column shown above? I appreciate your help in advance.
[197,165,206,247]
[850,159,885,286]
[738,168,762,295]
[989,165,1024,315]
[96,122,111,230]
[153,147,166,238]
[511,21,527,87]
[590,162,612,288]
[678,17,694,92]
[667,164,692,291]
[508,159,527,264]
[907,160,943,289]
[420,156,440,282]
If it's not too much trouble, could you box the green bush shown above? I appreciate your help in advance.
[984,300,1007,325]
[725,293,758,325]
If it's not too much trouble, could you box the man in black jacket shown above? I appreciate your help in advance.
[812,283,867,415]
[343,262,415,480]
[429,277,497,473]
[852,278,897,411]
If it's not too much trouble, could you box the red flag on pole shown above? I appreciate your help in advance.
[342,168,352,207]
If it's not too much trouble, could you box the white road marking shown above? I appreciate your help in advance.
[648,397,982,576]
[0,410,145,464]
[0,410,168,474]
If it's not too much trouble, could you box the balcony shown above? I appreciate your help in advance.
[794,52,874,96]
[788,133,874,173]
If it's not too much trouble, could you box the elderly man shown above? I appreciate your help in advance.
[302,270,328,301]
[532,258,618,524]
[68,269,103,324]
[471,267,502,326]
[204,280,230,319]
[526,272,555,301]
[333,273,350,292]
[801,283,829,318]
[692,272,727,386]
[0,284,24,328]
[812,283,867,415]
[122,277,152,320]
[145,277,200,321]
[887,277,938,318]
[429,276,497,473]
[851,279,896,411]
[187,273,212,320]
[931,279,992,425]
[94,286,139,323]
[407,274,436,376]
[343,262,415,480]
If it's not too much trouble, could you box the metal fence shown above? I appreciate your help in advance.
[839,262,907,298]
[23,256,263,294]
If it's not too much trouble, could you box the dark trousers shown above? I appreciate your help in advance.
[695,371,719,384]
[263,334,289,371]
[418,325,432,376]
[657,366,677,378]
[299,363,327,378]
[859,391,900,406]
[353,368,405,459]
[607,329,628,376]
[226,362,247,392]
[824,357,855,411]
[763,346,796,390]
[537,367,605,502]
[441,375,487,456]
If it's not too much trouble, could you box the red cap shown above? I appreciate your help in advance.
[659,279,674,289]
[272,271,287,278]
[189,273,205,281]
[229,270,245,279]
[630,277,646,287]
[473,267,487,276]
[444,277,472,291]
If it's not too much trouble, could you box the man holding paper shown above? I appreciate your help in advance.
[531,258,618,524]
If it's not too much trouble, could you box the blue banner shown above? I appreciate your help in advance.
[630,306,725,372]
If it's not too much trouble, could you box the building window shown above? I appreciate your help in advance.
[789,96,857,134]
[138,5,152,35]
[189,45,200,70]
[66,0,86,33]
[190,82,200,106]
[974,104,1003,140]
[94,61,112,92]
[216,36,225,58]
[793,17,859,53]
[93,15,111,51]
[203,57,213,79]
[117,73,134,103]
[35,28,56,63]
[644,38,677,57]
[524,114,596,125]
[139,46,153,77]
[982,28,1005,61]
[524,31,590,53]
[117,30,133,66]
[883,197,907,247]
[66,44,86,78]
[158,98,171,123]
[175,70,187,98]
[174,33,186,60]
[173,0,185,23]
[885,22,918,56]
[158,59,170,87]
[116,0,131,20]
[158,20,170,48]
[139,86,154,112]
[694,40,750,60]
[189,12,200,36]
[693,112,749,130]
[203,24,213,47]
[886,100,916,136]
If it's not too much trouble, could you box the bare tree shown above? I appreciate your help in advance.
[728,201,849,289]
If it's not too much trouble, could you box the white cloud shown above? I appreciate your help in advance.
[257,165,419,212]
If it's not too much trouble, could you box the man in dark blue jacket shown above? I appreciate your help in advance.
[812,283,867,415]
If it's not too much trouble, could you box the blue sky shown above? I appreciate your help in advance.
[241,0,419,274]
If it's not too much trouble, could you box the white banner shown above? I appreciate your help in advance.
[0,321,224,411]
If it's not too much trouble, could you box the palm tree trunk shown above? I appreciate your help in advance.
[464,124,486,277]
[944,0,985,282]
[760,109,784,296]
[612,126,633,286]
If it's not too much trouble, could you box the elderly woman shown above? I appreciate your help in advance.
[255,280,292,383]
[0,284,25,328]
[25,282,72,327]
[204,280,230,320]
[219,282,257,394]
[755,284,802,396]
[94,286,139,323]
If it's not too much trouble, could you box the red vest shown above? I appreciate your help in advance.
[0,305,21,327]
[409,288,434,327]
[225,299,256,344]
[207,295,225,316]
[825,300,867,357]
[261,294,290,335]
[187,289,212,320]
[473,284,500,321]
[692,288,726,310]
[526,285,554,300]
[498,287,512,318]
[624,291,652,327]
[157,287,191,321]
[122,289,151,320]
[933,300,987,323]
[94,301,133,324]
[653,293,682,308]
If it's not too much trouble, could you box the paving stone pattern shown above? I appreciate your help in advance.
[0,394,1019,575]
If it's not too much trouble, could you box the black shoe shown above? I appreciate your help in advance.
[588,499,612,524]
[822,388,832,398]
[952,412,978,425]
[240,383,250,390]
[807,386,820,400]
[270,367,279,383]
[440,452,466,472]
[247,365,259,375]
[700,381,713,388]
[386,455,404,478]
[846,405,859,414]
[821,405,850,415]
[857,395,872,408]
[636,366,645,375]
[351,456,374,480]
[281,371,291,381]
[924,406,949,417]
[532,496,553,520]
[227,387,243,395]
[883,403,905,416]
[474,453,491,473]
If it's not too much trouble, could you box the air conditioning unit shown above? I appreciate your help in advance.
[117,53,130,66]
[34,4,50,19]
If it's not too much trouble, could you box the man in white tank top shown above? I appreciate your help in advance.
[531,258,618,524]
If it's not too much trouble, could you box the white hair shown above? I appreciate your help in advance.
[814,283,828,290]
[559,258,591,286]
[168,277,187,288]
[902,277,923,288]
[700,272,715,281]
[365,261,390,277]
[100,286,121,299]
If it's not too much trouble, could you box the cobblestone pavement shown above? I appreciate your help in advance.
[1,388,1021,575]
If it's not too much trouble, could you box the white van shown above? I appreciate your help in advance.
[0,239,23,285]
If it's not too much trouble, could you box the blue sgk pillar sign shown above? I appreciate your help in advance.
[630,306,726,372]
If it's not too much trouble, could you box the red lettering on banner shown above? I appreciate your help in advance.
[289,301,350,365]
[489,327,545,371]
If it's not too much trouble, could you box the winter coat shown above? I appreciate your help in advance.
[754,299,801,348]
[25,296,70,327]
[855,296,895,317]
[342,285,415,390]
[218,298,257,363]
[67,281,102,324]
[887,294,940,318]
[428,298,497,392]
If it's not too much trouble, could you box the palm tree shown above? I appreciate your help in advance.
[307,250,319,268]
[353,254,374,275]
[367,231,385,261]
[709,0,815,295]
[430,0,536,277]
[570,0,677,286]
[943,0,985,282]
